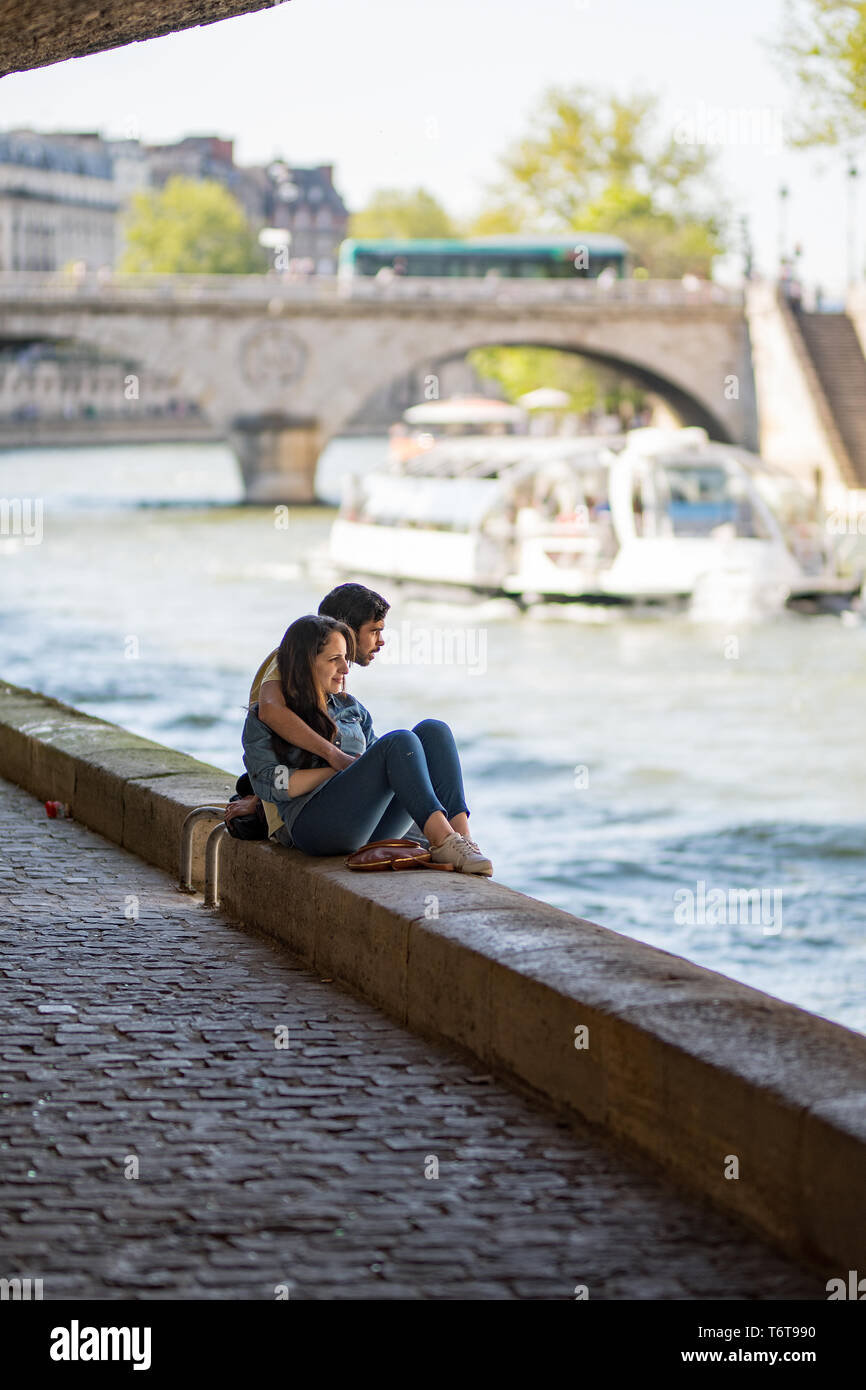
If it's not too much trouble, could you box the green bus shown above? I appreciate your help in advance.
[337,234,632,281]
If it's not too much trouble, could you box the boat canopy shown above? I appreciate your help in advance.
[402,396,527,426]
[359,473,507,530]
[624,426,710,456]
[395,435,621,479]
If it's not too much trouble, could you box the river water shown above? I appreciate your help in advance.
[1,439,864,1034]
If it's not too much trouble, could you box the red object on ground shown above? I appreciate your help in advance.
[44,801,71,818]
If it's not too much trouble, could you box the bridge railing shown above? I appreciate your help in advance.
[0,271,744,307]
[0,272,340,303]
[336,276,743,306]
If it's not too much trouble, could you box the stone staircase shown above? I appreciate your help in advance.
[794,311,866,487]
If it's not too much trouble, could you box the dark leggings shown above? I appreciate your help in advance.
[288,719,470,856]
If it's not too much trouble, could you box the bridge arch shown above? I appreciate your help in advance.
[339,336,737,444]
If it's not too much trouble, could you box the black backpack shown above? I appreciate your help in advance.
[224,773,269,840]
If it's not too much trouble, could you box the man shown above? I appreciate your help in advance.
[249,582,388,768]
[245,582,396,841]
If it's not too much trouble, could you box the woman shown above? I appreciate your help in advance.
[241,614,493,875]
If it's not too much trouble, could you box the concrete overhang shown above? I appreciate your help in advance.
[0,0,280,79]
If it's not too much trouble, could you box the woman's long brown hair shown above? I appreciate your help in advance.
[272,614,355,769]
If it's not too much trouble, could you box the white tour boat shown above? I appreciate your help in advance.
[328,427,861,609]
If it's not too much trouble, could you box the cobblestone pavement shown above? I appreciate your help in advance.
[0,777,823,1301]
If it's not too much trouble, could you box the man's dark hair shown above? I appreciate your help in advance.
[318,582,390,633]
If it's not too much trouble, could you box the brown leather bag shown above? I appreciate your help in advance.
[346,837,454,871]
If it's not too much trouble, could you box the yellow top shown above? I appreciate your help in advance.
[249,650,279,704]
[248,650,285,838]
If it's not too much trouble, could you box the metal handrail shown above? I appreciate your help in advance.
[204,823,230,910]
[178,805,226,893]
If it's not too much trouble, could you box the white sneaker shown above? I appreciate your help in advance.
[429,830,493,876]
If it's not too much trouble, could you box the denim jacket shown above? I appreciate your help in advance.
[241,692,377,845]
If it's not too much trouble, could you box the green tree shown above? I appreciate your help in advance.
[468,345,598,414]
[467,202,525,236]
[121,176,267,273]
[580,186,721,277]
[467,86,725,276]
[773,0,866,146]
[467,345,647,419]
[349,187,456,238]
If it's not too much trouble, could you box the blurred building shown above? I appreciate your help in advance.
[0,338,205,425]
[258,160,348,273]
[0,128,349,273]
[144,134,239,198]
[0,129,121,271]
[145,138,348,271]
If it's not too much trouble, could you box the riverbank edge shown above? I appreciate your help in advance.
[2,677,863,1280]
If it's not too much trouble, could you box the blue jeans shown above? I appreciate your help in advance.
[287,719,470,856]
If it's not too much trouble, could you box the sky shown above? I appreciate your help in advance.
[0,0,860,297]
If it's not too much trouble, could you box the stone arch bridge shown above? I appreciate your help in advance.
[0,275,757,501]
